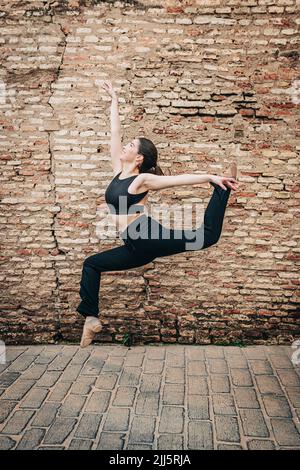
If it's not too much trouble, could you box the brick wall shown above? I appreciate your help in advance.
[0,0,299,345]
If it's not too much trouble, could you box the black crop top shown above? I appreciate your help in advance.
[104,171,148,215]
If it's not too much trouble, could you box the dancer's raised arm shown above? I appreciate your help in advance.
[101,80,122,176]
[140,172,238,192]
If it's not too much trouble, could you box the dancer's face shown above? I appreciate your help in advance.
[121,138,144,168]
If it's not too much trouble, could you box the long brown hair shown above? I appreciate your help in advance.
[137,137,164,175]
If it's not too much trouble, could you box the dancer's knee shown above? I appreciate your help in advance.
[203,234,220,249]
[83,254,98,268]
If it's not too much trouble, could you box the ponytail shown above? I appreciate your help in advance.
[147,164,164,176]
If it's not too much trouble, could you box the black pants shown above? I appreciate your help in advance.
[76,184,232,318]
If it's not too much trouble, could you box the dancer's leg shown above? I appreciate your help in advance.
[139,182,233,257]
[76,245,155,318]
[200,183,232,249]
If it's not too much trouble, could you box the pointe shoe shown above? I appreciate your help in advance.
[80,316,102,348]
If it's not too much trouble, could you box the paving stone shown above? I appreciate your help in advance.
[244,347,266,359]
[0,436,16,450]
[234,388,260,409]
[102,357,124,372]
[16,428,45,450]
[159,406,184,433]
[188,421,213,449]
[135,392,160,416]
[163,383,184,405]
[38,446,65,450]
[165,367,185,383]
[47,354,73,371]
[285,387,300,408]
[187,361,206,376]
[188,395,209,420]
[85,390,111,413]
[205,347,224,359]
[21,364,47,381]
[19,387,49,409]
[0,371,21,387]
[144,359,164,373]
[211,375,230,393]
[127,444,153,450]
[113,387,136,406]
[165,352,184,367]
[217,444,243,450]
[109,346,128,357]
[96,432,124,450]
[103,408,130,432]
[71,350,91,365]
[25,346,45,355]
[58,394,86,417]
[68,439,92,450]
[157,434,184,450]
[271,418,300,447]
[1,410,35,434]
[187,376,208,395]
[240,409,269,437]
[256,375,284,395]
[6,348,28,363]
[208,359,228,374]
[186,348,205,361]
[269,355,294,369]
[59,364,83,382]
[34,350,63,365]
[0,399,18,423]
[249,360,273,375]
[124,354,144,367]
[2,379,35,400]
[95,372,118,390]
[226,356,248,369]
[262,395,292,418]
[47,382,72,402]
[277,369,300,388]
[31,402,60,427]
[213,394,237,415]
[140,374,161,393]
[231,369,253,387]
[129,416,156,443]
[44,417,77,444]
[80,358,105,375]
[36,371,61,387]
[75,413,102,439]
[69,376,96,395]
[119,367,141,386]
[146,347,166,360]
[215,415,240,443]
[7,355,36,372]
[247,439,276,450]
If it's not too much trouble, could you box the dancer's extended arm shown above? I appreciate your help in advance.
[140,173,238,192]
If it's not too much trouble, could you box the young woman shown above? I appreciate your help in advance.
[77,80,238,347]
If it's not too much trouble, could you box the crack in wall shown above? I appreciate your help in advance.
[46,18,68,341]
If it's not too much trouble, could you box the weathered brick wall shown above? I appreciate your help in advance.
[0,0,299,346]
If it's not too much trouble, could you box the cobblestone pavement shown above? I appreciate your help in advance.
[0,344,300,450]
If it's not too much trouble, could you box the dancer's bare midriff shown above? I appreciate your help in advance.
[113,194,148,234]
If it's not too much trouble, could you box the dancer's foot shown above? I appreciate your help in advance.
[80,316,102,348]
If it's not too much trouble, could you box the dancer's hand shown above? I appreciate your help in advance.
[100,80,117,99]
[210,175,239,191]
